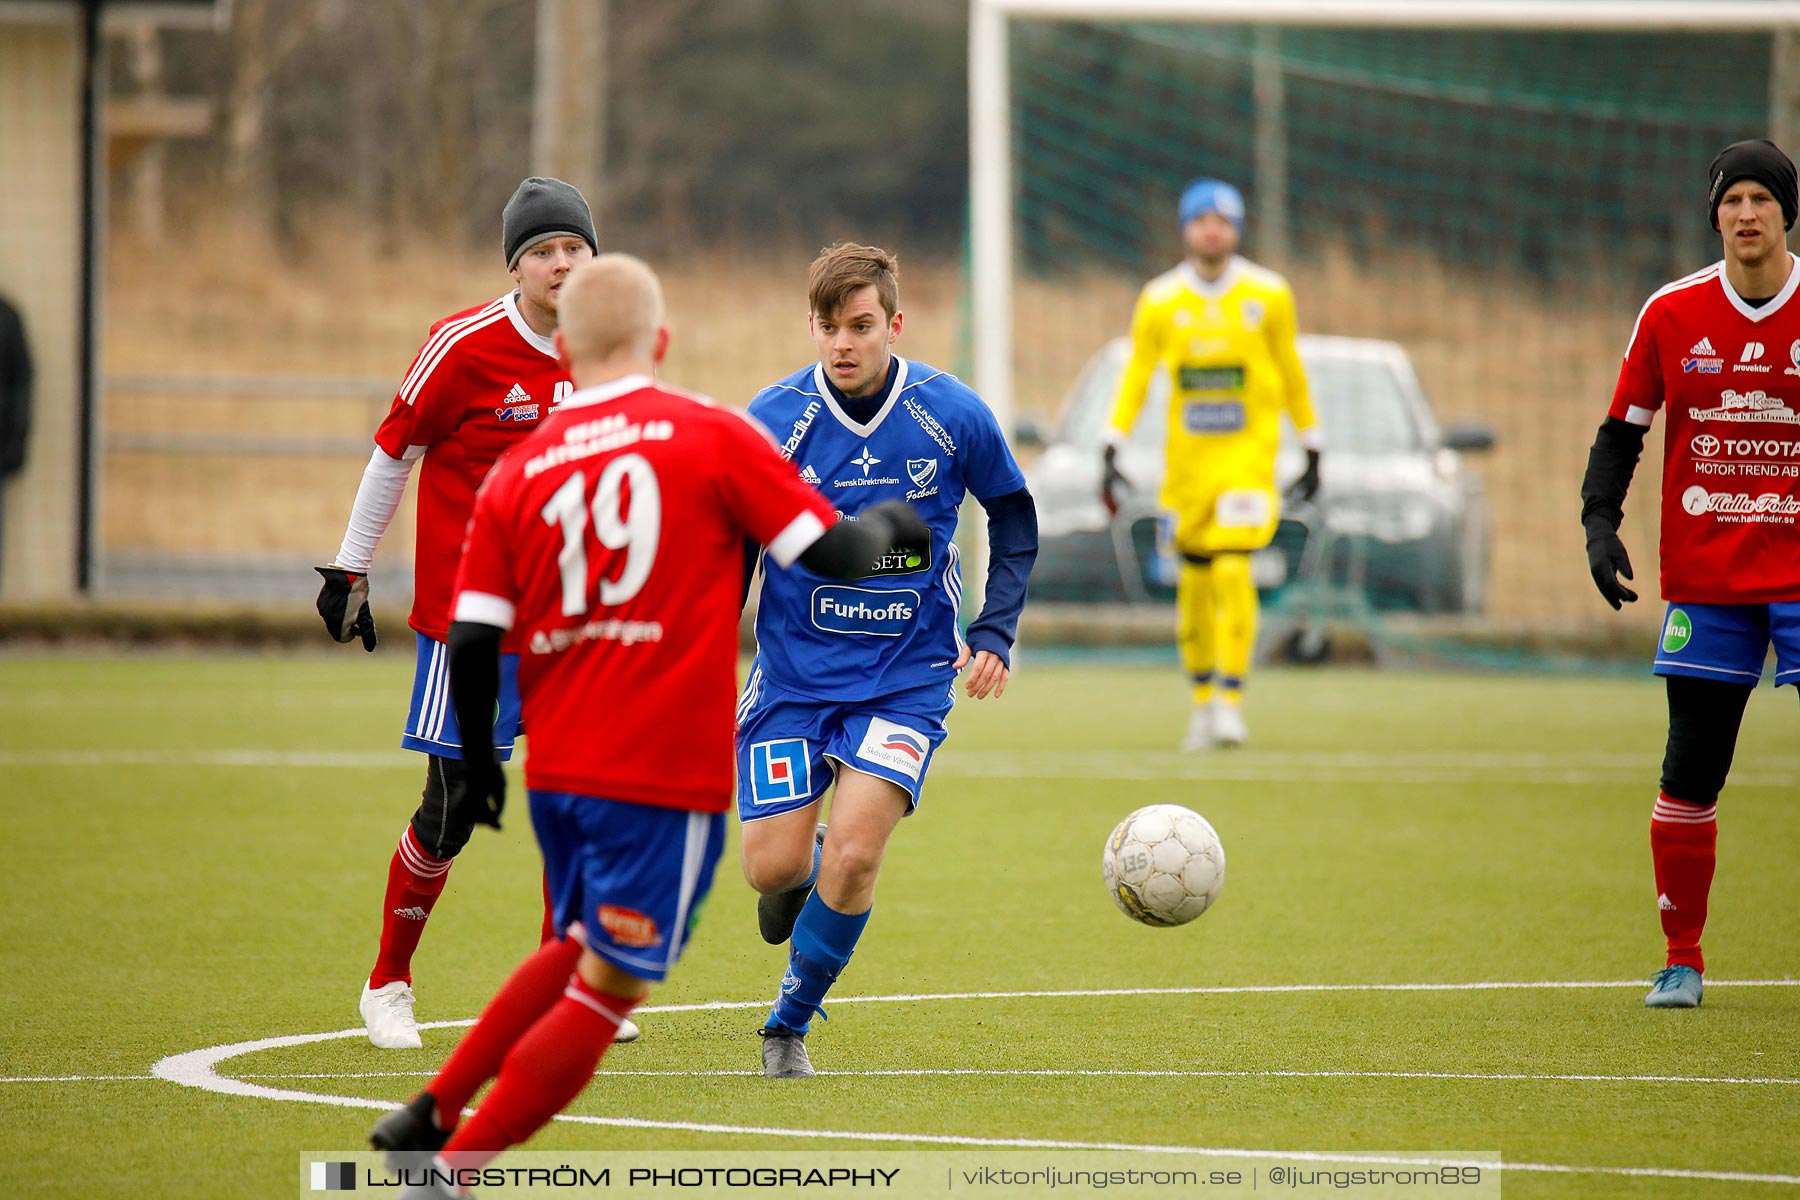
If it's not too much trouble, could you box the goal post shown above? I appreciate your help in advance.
[971,0,1800,636]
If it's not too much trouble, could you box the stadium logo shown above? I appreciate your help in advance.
[781,401,822,461]
[750,738,812,805]
[1691,435,1720,457]
[856,717,930,782]
[908,458,938,489]
[811,586,918,636]
[597,905,660,949]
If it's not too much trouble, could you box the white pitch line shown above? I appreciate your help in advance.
[0,1074,154,1082]
[5,746,1795,790]
[226,1067,1800,1086]
[634,978,1800,1015]
[144,980,1800,1188]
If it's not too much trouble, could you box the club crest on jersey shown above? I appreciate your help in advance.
[1786,340,1800,376]
[855,717,930,782]
[750,738,812,805]
[906,457,940,501]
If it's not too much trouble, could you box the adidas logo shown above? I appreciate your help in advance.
[799,465,821,485]
[1689,337,1717,356]
[503,382,530,406]
[392,906,429,921]
[1656,893,1676,912]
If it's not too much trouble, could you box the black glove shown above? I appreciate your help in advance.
[1101,443,1130,517]
[1583,520,1638,610]
[314,566,377,651]
[451,757,507,831]
[863,498,932,553]
[1286,448,1322,503]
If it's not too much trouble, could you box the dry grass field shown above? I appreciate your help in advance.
[104,223,1664,632]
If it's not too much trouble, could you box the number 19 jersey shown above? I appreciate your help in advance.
[453,373,836,811]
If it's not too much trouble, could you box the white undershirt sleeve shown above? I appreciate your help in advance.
[332,445,424,571]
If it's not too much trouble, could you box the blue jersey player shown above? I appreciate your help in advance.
[738,243,1038,1078]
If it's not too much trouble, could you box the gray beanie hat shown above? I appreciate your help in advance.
[502,177,598,268]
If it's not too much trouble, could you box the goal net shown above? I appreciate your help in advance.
[972,1,1799,653]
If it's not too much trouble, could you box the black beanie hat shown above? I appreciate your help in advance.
[1708,139,1798,231]
[502,177,598,268]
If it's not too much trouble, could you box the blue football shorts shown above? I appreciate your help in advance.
[400,632,522,760]
[1653,601,1800,687]
[531,791,728,983]
[734,668,955,822]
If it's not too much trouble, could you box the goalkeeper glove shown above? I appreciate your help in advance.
[1286,448,1322,504]
[314,566,377,651]
[1583,519,1638,610]
[451,756,507,831]
[1100,444,1130,518]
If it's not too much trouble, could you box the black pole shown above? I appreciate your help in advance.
[74,0,102,593]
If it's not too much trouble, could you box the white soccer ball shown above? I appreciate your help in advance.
[1102,803,1225,927]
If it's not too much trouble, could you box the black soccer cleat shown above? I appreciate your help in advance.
[370,1091,449,1165]
[759,1026,816,1079]
[757,823,827,945]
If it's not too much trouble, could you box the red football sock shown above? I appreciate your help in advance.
[426,935,583,1126]
[1651,792,1717,972]
[368,826,454,989]
[539,872,556,946]
[438,975,642,1162]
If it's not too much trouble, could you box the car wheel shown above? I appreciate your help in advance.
[1284,625,1332,665]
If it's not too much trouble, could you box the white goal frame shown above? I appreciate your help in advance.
[968,0,1800,434]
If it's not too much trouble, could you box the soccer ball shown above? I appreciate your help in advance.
[1102,804,1225,927]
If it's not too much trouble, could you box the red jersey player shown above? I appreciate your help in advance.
[366,254,926,1177]
[1581,139,1800,1010]
[312,178,624,1049]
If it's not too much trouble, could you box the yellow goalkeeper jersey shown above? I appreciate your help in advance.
[1107,257,1317,522]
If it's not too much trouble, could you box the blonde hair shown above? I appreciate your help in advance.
[556,253,664,364]
[807,242,899,321]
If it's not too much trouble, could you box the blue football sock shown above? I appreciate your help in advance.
[802,836,822,890]
[765,894,869,1035]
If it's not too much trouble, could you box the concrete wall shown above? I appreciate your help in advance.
[0,12,84,599]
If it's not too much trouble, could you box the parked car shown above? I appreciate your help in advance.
[1022,335,1495,613]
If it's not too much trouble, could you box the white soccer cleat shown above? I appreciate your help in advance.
[360,981,423,1049]
[1211,699,1248,748]
[1180,704,1214,752]
[615,1017,641,1044]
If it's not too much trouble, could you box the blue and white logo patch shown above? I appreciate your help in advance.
[907,458,938,489]
[855,717,930,782]
[750,738,812,805]
[811,587,918,636]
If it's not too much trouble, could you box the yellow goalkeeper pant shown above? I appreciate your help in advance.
[1177,552,1256,706]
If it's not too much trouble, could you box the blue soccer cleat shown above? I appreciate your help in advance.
[1644,965,1703,1009]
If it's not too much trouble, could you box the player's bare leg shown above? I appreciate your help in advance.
[760,767,909,1078]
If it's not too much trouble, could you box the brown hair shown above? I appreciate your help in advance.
[807,242,900,321]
